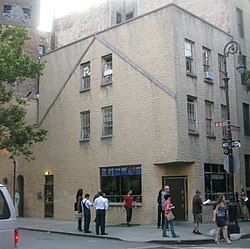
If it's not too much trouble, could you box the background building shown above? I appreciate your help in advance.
[0,0,249,224]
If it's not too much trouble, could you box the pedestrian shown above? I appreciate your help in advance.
[75,188,83,231]
[14,190,20,217]
[157,189,163,228]
[239,188,249,221]
[93,190,109,235]
[213,195,232,244]
[161,185,170,229]
[82,193,92,233]
[123,189,134,226]
[192,189,210,234]
[162,194,179,238]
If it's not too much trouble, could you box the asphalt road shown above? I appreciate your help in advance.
[18,230,250,249]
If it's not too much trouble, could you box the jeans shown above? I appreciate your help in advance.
[125,207,132,223]
[162,216,176,237]
[84,208,91,232]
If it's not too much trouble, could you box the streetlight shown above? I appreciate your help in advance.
[223,40,245,234]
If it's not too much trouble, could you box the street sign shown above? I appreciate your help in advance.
[231,125,240,132]
[222,140,241,149]
[224,156,240,173]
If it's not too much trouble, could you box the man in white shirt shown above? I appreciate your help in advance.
[93,191,109,235]
[82,193,92,233]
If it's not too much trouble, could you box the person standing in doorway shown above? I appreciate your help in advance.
[82,193,92,233]
[161,186,170,229]
[76,188,83,231]
[157,189,163,228]
[123,189,134,226]
[14,190,20,217]
[93,191,109,235]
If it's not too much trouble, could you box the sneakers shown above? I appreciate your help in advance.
[193,230,202,234]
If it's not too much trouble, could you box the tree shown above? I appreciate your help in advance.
[244,70,250,92]
[0,25,47,161]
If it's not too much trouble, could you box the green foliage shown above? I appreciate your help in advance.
[244,70,250,92]
[0,25,47,161]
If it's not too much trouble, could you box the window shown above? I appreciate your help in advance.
[102,106,113,137]
[125,12,134,20]
[100,165,142,203]
[241,55,246,85]
[80,111,90,139]
[221,105,227,138]
[38,44,45,55]
[102,54,112,85]
[202,47,211,72]
[245,155,250,187]
[243,103,250,136]
[236,8,244,38]
[218,54,225,87]
[0,190,10,219]
[187,96,197,132]
[185,40,195,75]
[80,62,90,91]
[205,101,214,136]
[205,163,229,201]
[116,12,122,24]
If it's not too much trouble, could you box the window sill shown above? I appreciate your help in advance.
[188,131,199,136]
[101,134,113,139]
[204,79,214,84]
[79,88,90,93]
[109,202,142,207]
[207,135,216,139]
[101,82,112,87]
[186,73,197,79]
[79,138,90,142]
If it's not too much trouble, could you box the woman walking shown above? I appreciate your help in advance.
[213,195,232,244]
[76,188,83,231]
[162,195,179,238]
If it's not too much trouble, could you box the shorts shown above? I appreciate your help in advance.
[216,216,227,227]
[193,213,202,224]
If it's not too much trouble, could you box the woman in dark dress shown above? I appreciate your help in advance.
[76,188,83,231]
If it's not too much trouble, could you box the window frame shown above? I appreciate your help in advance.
[80,111,90,140]
[102,106,113,137]
[204,163,230,201]
[185,39,195,76]
[243,103,250,136]
[218,54,225,87]
[80,62,91,91]
[236,7,244,38]
[100,165,142,203]
[202,47,211,73]
[205,100,214,137]
[102,54,113,86]
[187,95,197,133]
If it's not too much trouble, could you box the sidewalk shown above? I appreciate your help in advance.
[17,217,250,244]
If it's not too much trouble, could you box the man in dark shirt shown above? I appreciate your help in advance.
[192,189,203,234]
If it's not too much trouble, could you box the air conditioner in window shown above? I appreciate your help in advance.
[204,71,213,80]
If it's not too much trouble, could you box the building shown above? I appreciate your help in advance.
[0,0,250,224]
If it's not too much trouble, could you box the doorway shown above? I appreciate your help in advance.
[163,176,187,221]
[44,175,54,218]
[17,175,24,217]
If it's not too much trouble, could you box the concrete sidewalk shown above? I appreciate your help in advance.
[17,217,250,244]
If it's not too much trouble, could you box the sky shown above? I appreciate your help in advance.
[38,0,104,32]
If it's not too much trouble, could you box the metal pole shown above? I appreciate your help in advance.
[223,40,240,234]
[13,160,16,206]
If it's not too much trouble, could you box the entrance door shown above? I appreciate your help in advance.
[44,175,54,218]
[163,176,187,221]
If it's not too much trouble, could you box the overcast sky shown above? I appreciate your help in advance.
[39,0,104,32]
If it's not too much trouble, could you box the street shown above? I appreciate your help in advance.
[18,230,250,249]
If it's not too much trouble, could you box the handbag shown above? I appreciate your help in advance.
[165,211,175,221]
[75,212,83,219]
